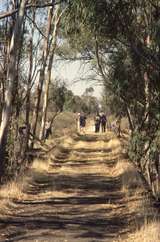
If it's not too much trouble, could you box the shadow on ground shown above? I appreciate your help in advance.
[0,133,158,242]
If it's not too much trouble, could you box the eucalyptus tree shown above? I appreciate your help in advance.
[64,0,160,199]
[64,0,160,122]
[0,0,68,179]
[31,5,54,146]
[0,0,27,178]
[39,3,66,140]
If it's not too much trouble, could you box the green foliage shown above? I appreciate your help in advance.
[48,81,98,114]
[49,81,66,112]
[128,131,147,164]
[62,0,160,198]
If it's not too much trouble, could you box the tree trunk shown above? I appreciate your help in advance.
[126,105,134,132]
[144,71,150,124]
[39,4,62,140]
[144,34,151,126]
[25,8,35,152]
[0,0,27,179]
[31,6,53,147]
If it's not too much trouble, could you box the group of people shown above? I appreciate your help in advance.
[94,112,107,133]
[77,112,107,133]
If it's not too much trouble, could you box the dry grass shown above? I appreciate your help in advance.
[0,160,51,217]
[119,221,160,242]
[31,158,50,172]
[0,125,75,213]
[113,159,143,192]
[107,138,121,148]
[0,177,29,201]
[113,158,160,242]
[0,177,29,216]
[0,158,51,214]
[0,118,75,210]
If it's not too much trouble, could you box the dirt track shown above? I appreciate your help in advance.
[0,132,149,241]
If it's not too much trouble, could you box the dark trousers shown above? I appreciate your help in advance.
[45,128,52,139]
[95,123,100,133]
[101,123,106,132]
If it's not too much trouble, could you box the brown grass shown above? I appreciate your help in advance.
[113,158,160,242]
[0,157,52,214]
[0,175,31,201]
[31,158,50,172]
[120,221,160,242]
[113,159,143,192]
[0,177,29,216]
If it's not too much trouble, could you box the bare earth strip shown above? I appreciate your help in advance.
[0,131,159,242]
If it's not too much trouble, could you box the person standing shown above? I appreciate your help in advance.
[100,112,107,133]
[77,113,81,132]
[94,113,101,133]
[79,113,87,133]
[44,120,52,139]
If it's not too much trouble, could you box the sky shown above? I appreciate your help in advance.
[0,1,6,12]
[53,60,103,99]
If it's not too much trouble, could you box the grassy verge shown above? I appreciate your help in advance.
[114,154,160,242]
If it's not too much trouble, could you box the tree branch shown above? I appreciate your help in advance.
[26,14,47,39]
[0,1,62,20]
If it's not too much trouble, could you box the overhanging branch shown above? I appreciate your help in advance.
[0,1,62,20]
